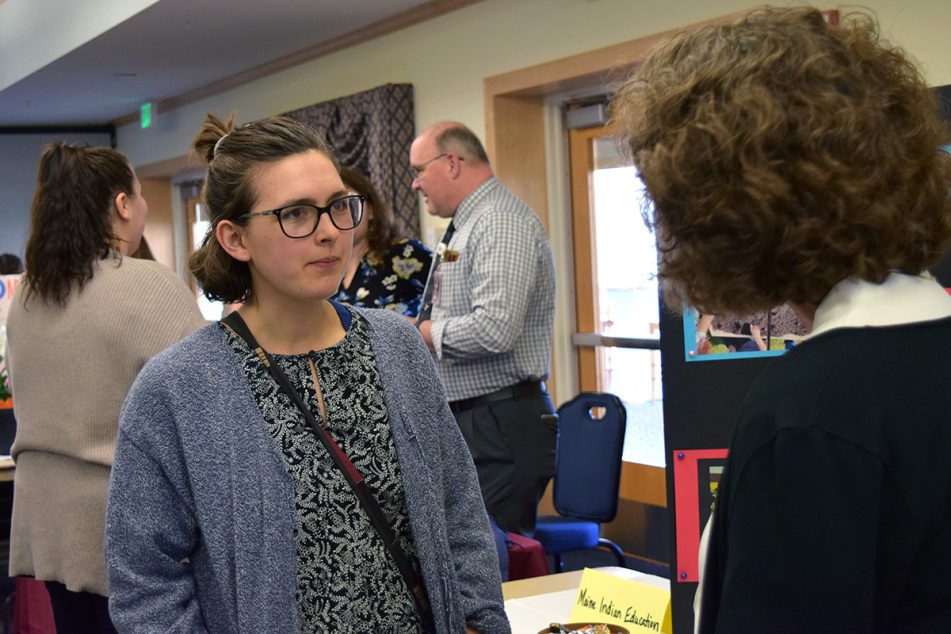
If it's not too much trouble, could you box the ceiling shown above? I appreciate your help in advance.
[0,0,471,128]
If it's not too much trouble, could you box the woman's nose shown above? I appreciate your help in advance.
[312,213,340,242]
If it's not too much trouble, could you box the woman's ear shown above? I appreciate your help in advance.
[216,220,252,262]
[114,191,132,221]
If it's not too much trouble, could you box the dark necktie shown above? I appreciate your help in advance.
[416,220,456,322]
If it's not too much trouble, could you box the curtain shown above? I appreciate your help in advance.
[283,83,418,238]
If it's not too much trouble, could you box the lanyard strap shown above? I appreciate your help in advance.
[416,219,456,323]
[221,312,434,629]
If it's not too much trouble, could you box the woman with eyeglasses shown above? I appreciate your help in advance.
[105,114,509,634]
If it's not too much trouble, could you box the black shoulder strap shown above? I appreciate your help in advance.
[221,312,434,630]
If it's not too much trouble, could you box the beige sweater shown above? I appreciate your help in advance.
[5,255,206,595]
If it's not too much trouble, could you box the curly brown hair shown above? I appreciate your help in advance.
[189,114,336,303]
[23,143,134,306]
[613,7,951,314]
[338,166,399,263]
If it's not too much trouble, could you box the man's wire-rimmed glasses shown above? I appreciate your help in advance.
[239,194,365,238]
[411,153,448,179]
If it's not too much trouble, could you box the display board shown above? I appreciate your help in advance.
[659,298,774,633]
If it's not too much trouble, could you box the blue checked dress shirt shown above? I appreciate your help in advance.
[424,177,555,401]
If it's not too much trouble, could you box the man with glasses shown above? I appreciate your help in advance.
[409,121,556,537]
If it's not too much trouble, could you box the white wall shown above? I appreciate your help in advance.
[118,0,951,168]
[0,132,113,256]
[105,0,951,403]
[116,0,951,241]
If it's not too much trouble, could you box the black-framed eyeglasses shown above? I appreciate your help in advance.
[240,194,365,238]
[411,153,448,179]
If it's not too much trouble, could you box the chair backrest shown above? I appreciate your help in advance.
[552,392,626,523]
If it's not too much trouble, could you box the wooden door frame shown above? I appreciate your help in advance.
[567,125,668,510]
[568,125,605,394]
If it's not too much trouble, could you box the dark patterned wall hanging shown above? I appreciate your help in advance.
[283,83,419,238]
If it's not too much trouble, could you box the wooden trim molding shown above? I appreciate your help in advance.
[620,462,667,507]
[483,8,755,171]
[568,126,602,393]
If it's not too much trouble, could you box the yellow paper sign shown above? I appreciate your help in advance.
[569,568,672,633]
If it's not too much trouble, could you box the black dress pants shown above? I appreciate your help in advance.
[453,392,556,536]
[44,581,117,634]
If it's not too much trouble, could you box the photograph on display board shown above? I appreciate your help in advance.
[683,305,807,362]
[672,449,729,583]
[696,458,725,524]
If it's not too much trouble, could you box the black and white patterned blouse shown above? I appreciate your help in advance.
[223,307,425,633]
[332,238,432,317]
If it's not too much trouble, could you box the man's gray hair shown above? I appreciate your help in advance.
[435,125,490,164]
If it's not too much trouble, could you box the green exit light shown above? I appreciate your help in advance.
[140,102,153,129]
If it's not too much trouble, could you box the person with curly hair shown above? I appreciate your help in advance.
[614,7,951,632]
[105,114,508,633]
[4,143,205,633]
[332,166,431,316]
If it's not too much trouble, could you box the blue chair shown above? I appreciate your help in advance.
[534,392,627,572]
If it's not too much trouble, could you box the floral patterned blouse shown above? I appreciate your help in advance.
[333,239,432,317]
[223,306,425,632]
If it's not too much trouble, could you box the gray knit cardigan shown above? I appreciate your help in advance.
[105,308,510,633]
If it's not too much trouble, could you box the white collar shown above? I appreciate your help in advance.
[810,272,951,337]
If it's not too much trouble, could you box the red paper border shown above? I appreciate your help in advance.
[673,448,729,583]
